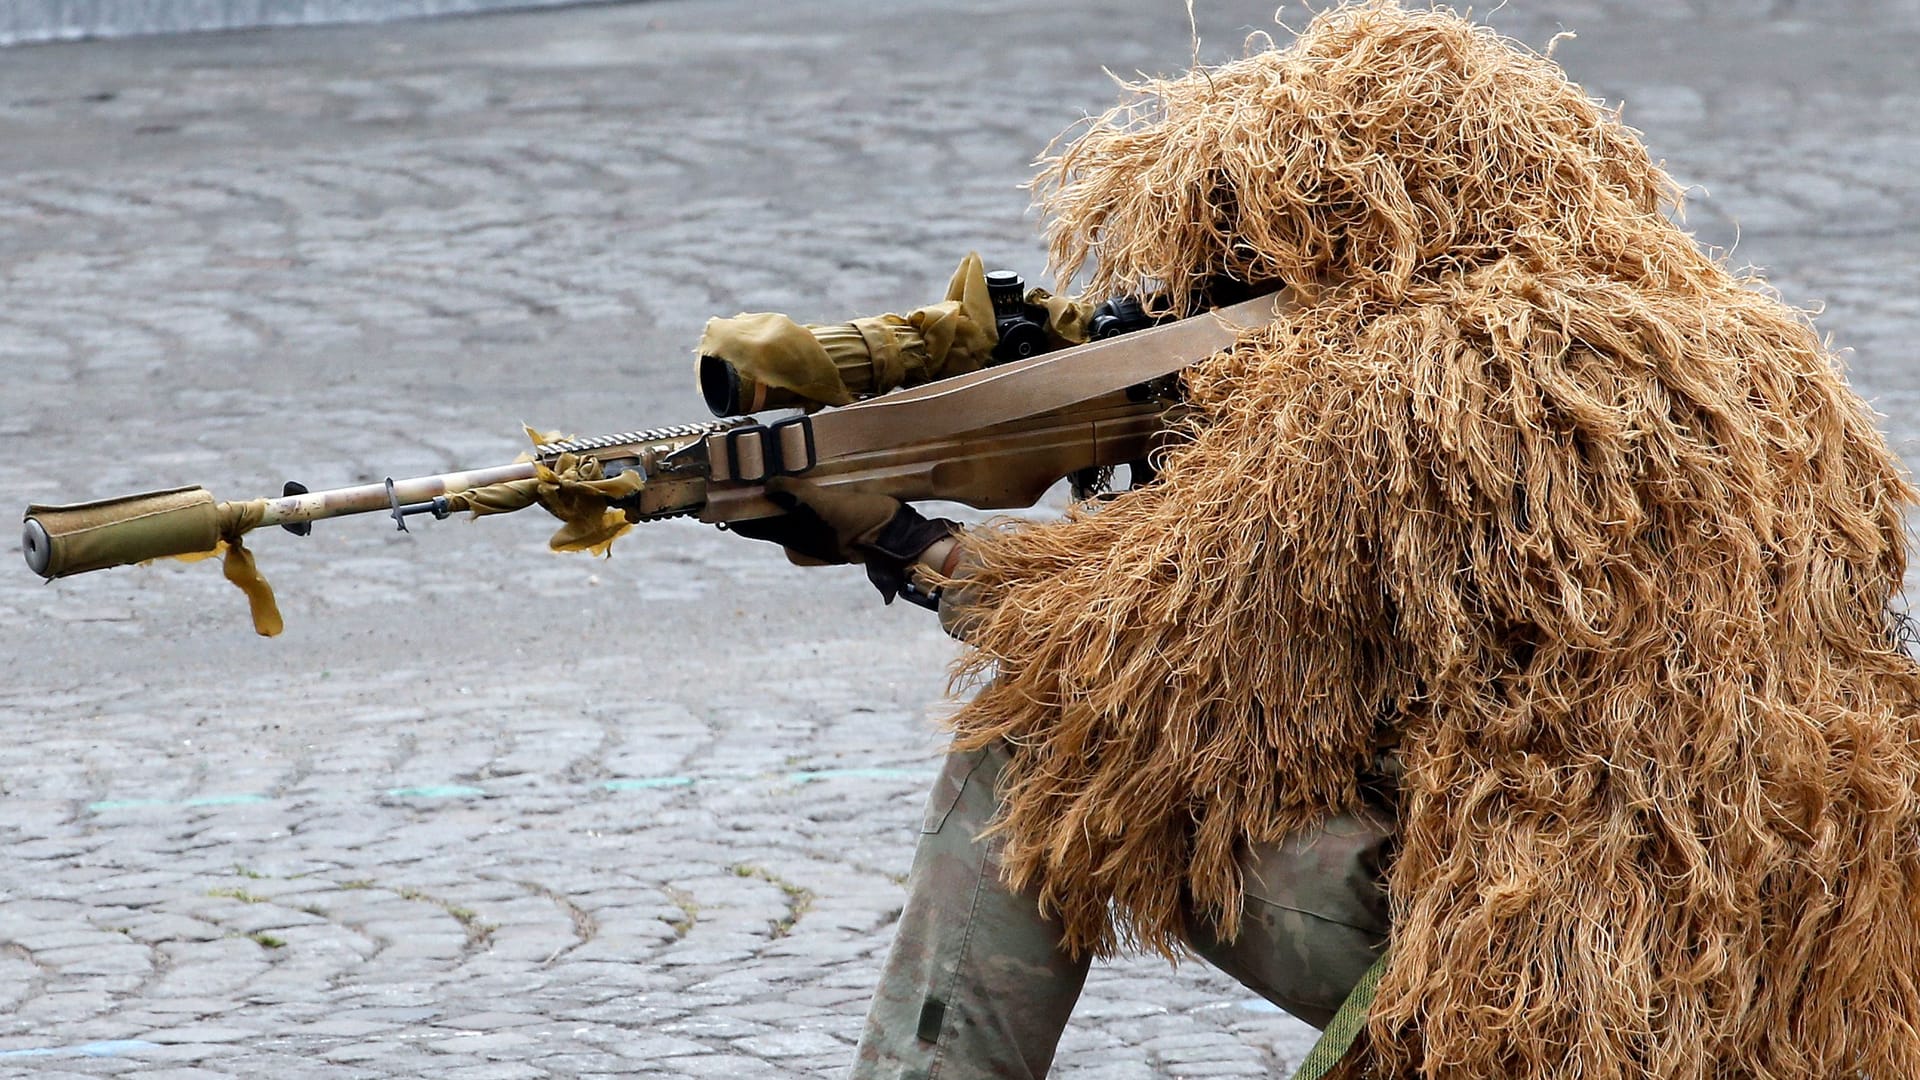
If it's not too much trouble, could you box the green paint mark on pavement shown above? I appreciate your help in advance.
[385,785,485,799]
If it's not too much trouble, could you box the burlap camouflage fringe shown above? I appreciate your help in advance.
[941,3,1920,1076]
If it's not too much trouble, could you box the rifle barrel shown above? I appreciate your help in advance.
[21,461,543,579]
[253,462,538,528]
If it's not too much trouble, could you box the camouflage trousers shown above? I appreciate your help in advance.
[851,741,1394,1079]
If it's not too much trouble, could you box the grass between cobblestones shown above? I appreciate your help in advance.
[730,865,818,939]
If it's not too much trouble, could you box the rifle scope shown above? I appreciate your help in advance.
[700,321,946,417]
[699,270,1162,418]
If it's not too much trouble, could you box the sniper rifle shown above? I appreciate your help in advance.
[21,270,1289,634]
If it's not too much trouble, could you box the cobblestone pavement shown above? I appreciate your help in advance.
[1,1,1916,1076]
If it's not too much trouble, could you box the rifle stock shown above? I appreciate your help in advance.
[701,393,1179,522]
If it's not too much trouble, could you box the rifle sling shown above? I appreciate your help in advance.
[705,291,1292,484]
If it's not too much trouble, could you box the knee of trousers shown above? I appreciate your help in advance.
[1183,807,1395,1029]
[853,742,1090,1080]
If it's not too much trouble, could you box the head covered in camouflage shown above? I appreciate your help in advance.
[1034,0,1680,311]
[943,3,1920,1076]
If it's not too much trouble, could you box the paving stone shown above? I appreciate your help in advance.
[422,1031,537,1058]
[731,1029,848,1058]
[437,1065,547,1080]
[140,1027,257,1045]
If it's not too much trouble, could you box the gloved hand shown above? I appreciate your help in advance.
[727,477,959,605]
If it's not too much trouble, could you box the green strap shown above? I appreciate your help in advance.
[1289,949,1389,1080]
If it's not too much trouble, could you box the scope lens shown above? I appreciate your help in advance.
[699,354,745,416]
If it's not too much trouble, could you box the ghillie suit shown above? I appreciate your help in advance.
[944,4,1920,1076]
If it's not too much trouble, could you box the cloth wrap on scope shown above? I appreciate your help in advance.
[695,252,1094,411]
